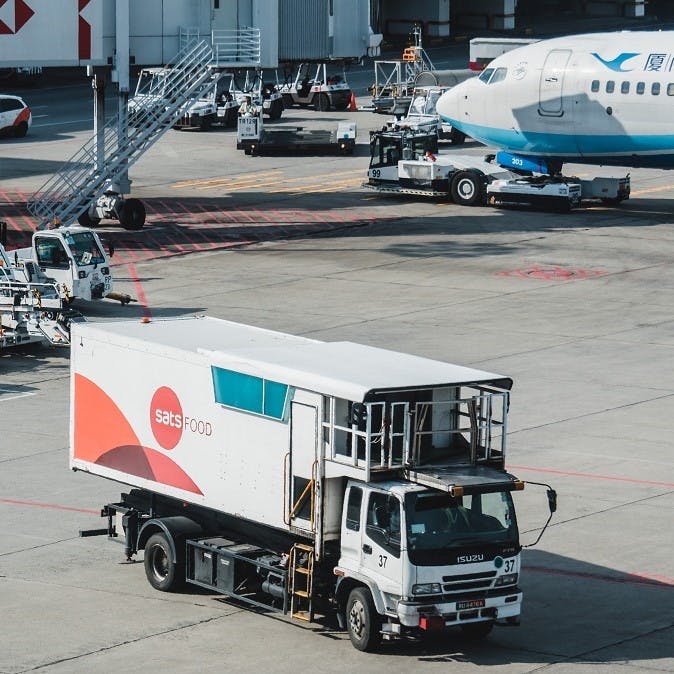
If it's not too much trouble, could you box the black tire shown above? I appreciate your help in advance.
[346,587,382,652]
[450,171,485,207]
[144,532,182,592]
[282,93,294,109]
[267,99,283,120]
[199,116,212,131]
[314,93,330,112]
[119,198,146,230]
[14,121,28,138]
[334,96,350,112]
[77,210,101,227]
[460,620,494,640]
[601,197,625,206]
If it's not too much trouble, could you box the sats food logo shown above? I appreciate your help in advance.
[150,386,212,449]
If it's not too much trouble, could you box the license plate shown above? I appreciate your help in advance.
[457,599,485,610]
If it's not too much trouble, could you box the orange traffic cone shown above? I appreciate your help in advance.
[348,92,357,112]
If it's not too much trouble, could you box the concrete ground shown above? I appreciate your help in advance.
[0,64,673,673]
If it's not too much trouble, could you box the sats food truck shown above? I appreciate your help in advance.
[71,316,555,651]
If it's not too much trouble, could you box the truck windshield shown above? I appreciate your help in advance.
[65,231,105,267]
[405,490,518,560]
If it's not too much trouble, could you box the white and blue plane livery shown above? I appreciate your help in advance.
[436,31,674,172]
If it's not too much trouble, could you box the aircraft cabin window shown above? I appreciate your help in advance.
[621,81,630,94]
[636,82,645,95]
[668,83,674,96]
[606,81,615,93]
[652,82,661,96]
[489,68,507,84]
[591,80,600,93]
[479,68,494,83]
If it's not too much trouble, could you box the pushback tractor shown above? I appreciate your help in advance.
[72,317,556,651]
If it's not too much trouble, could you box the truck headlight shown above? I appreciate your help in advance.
[412,583,442,595]
[495,573,518,587]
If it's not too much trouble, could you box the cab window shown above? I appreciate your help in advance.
[35,238,69,269]
[366,492,401,557]
[345,487,362,532]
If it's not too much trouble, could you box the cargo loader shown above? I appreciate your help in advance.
[72,316,556,652]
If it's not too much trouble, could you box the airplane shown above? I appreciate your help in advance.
[436,31,674,173]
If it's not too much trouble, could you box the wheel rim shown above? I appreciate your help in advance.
[150,545,169,582]
[349,599,366,640]
[457,178,475,200]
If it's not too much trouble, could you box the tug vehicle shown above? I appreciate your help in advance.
[279,63,352,111]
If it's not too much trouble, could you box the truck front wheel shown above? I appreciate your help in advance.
[346,587,382,652]
[450,171,485,207]
[144,533,181,592]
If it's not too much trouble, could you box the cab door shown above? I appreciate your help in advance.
[33,236,73,293]
[359,490,404,597]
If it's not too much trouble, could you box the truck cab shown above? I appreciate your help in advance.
[12,226,112,302]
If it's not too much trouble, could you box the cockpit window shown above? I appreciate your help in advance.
[489,68,507,84]
[478,68,494,83]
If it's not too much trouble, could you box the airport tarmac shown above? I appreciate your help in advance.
[0,81,673,673]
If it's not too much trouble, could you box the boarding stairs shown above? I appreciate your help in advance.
[27,40,215,227]
[289,543,315,622]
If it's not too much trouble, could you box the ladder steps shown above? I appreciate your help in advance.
[293,589,309,598]
[294,567,310,575]
[291,611,312,622]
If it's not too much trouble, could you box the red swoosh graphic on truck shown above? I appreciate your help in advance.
[73,374,202,494]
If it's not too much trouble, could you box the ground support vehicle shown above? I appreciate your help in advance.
[278,63,352,112]
[173,72,283,131]
[363,129,514,207]
[78,181,146,230]
[364,130,630,211]
[370,27,436,115]
[10,225,130,305]
[0,242,81,349]
[385,86,467,145]
[237,114,356,156]
[72,316,555,652]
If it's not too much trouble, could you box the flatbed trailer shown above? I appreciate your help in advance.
[237,115,356,156]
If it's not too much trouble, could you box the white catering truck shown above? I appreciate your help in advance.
[72,317,555,651]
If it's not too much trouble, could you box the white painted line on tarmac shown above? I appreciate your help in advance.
[0,389,36,402]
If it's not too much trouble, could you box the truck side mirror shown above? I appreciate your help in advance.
[350,402,367,425]
[547,489,557,514]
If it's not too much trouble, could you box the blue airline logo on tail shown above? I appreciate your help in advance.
[591,52,640,72]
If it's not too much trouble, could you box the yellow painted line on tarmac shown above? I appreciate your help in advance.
[173,170,282,189]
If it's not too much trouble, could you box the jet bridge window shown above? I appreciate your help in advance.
[211,367,289,420]
[605,80,615,94]
[489,68,507,84]
[591,80,600,92]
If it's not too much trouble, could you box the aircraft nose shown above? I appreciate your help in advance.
[436,84,463,126]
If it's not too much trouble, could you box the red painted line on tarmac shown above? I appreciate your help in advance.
[509,465,674,488]
[526,565,674,588]
[127,262,151,320]
[0,498,98,515]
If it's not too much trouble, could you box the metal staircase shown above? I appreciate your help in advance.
[289,543,315,622]
[27,40,214,227]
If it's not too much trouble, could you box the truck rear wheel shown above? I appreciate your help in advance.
[282,93,294,109]
[144,533,182,592]
[346,587,382,652]
[450,171,485,207]
[314,93,330,112]
[460,620,494,640]
[78,210,101,227]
